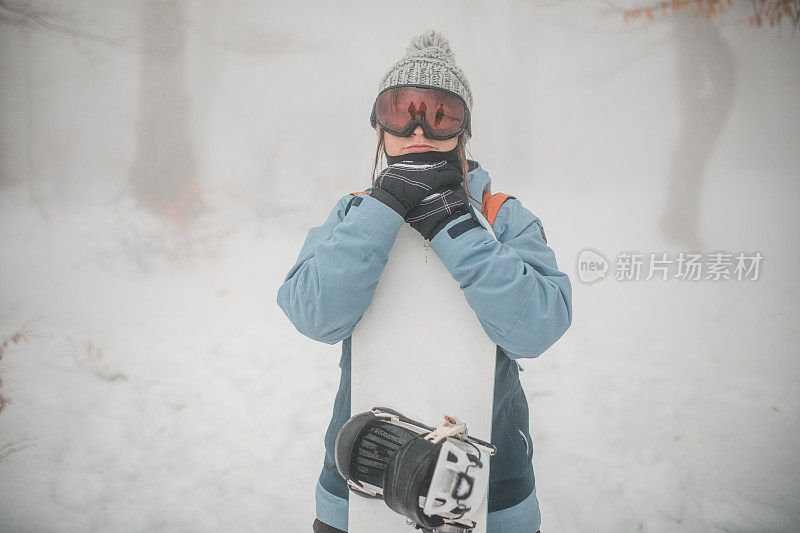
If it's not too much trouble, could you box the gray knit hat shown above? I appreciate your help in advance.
[375,29,473,116]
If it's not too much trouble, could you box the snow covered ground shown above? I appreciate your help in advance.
[1,1,799,532]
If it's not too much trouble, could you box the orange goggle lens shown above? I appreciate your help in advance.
[372,86,468,139]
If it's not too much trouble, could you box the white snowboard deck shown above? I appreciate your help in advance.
[349,221,496,533]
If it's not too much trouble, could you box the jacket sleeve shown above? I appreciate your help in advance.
[276,191,404,345]
[428,197,573,359]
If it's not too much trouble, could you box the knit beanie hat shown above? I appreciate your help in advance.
[376,29,473,118]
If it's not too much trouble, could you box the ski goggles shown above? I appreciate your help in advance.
[370,85,471,140]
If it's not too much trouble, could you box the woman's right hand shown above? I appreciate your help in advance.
[369,160,463,219]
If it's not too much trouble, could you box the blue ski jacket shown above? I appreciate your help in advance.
[277,160,572,531]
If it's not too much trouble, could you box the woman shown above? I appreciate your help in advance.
[277,29,572,533]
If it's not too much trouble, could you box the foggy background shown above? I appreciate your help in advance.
[1,1,798,531]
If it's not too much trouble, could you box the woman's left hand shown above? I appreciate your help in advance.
[406,185,471,241]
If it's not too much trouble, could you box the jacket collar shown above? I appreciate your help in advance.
[466,160,492,212]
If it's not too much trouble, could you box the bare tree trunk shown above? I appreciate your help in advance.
[24,22,39,208]
[129,0,202,228]
[661,11,734,249]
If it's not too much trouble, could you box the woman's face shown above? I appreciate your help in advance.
[383,126,458,156]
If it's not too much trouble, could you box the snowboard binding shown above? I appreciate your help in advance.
[335,406,496,532]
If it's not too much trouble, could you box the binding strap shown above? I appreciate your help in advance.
[383,436,445,531]
[481,190,515,227]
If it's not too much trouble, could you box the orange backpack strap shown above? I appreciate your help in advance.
[480,190,516,227]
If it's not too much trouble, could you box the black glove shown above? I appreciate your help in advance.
[369,160,463,219]
[406,185,471,241]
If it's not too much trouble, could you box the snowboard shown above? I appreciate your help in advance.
[348,205,498,533]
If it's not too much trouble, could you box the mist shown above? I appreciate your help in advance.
[1,1,798,531]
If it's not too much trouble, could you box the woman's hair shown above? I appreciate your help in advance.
[371,128,483,209]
